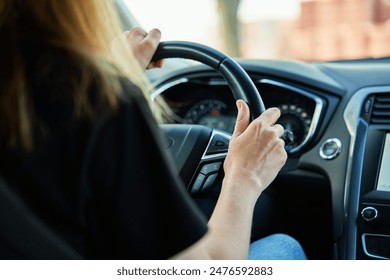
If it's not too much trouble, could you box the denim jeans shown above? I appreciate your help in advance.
[249,234,307,260]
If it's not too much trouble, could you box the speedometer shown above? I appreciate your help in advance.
[184,99,236,133]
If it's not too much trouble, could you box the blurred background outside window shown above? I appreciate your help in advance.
[124,0,390,61]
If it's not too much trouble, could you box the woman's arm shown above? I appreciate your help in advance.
[125,28,287,259]
[172,101,287,259]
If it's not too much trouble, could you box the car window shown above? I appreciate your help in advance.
[124,0,390,61]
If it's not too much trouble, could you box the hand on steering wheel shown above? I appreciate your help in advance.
[153,41,287,195]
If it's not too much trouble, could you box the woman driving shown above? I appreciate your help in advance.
[0,0,306,259]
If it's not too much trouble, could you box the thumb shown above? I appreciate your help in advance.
[232,100,250,139]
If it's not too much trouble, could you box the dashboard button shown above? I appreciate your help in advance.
[361,207,379,222]
[319,138,342,160]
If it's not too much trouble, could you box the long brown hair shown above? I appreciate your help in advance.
[0,0,153,151]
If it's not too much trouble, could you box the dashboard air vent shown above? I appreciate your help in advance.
[371,93,390,124]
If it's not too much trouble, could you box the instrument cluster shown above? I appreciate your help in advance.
[158,78,323,154]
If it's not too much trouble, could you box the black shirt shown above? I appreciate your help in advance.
[0,53,207,259]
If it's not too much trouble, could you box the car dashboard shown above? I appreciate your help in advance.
[157,77,327,155]
[149,57,390,260]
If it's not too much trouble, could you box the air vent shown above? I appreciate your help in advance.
[371,93,390,124]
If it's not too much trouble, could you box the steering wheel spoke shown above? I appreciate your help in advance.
[190,130,230,194]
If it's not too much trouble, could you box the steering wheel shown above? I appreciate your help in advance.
[153,41,265,117]
[153,41,266,193]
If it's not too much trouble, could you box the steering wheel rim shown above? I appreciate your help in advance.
[153,41,266,118]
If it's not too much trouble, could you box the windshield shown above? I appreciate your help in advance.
[123,0,390,61]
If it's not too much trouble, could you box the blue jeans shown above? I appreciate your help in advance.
[249,234,307,260]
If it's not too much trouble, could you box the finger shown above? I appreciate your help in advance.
[144,29,163,69]
[232,100,250,139]
[126,27,148,46]
[273,123,284,138]
[128,27,148,39]
[144,28,162,43]
[139,29,161,59]
[256,107,281,126]
[154,59,164,68]
[278,137,285,148]
[128,28,162,70]
[147,59,164,69]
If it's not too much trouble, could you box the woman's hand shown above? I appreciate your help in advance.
[124,27,163,70]
[175,100,288,260]
[223,100,287,197]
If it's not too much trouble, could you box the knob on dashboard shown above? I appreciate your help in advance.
[361,207,379,222]
[319,138,342,160]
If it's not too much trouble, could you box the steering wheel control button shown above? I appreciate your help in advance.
[319,138,342,160]
[206,134,229,155]
[202,173,219,191]
[200,162,222,175]
[361,207,379,222]
[191,174,206,193]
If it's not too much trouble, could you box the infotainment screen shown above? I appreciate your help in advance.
[376,134,390,192]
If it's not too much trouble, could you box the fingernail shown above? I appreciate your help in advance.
[236,101,242,111]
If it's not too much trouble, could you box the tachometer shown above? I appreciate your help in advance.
[184,99,236,133]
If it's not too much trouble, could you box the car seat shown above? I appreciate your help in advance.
[0,175,81,259]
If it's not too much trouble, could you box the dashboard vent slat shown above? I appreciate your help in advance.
[370,93,390,124]
[372,111,390,116]
[376,96,390,102]
[374,103,390,109]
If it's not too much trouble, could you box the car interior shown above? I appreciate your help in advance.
[140,3,390,260]
[1,0,390,260]
[149,39,390,260]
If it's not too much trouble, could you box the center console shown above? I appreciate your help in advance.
[353,93,390,259]
[357,130,390,259]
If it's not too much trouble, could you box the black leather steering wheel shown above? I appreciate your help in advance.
[153,41,267,193]
[153,41,266,118]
